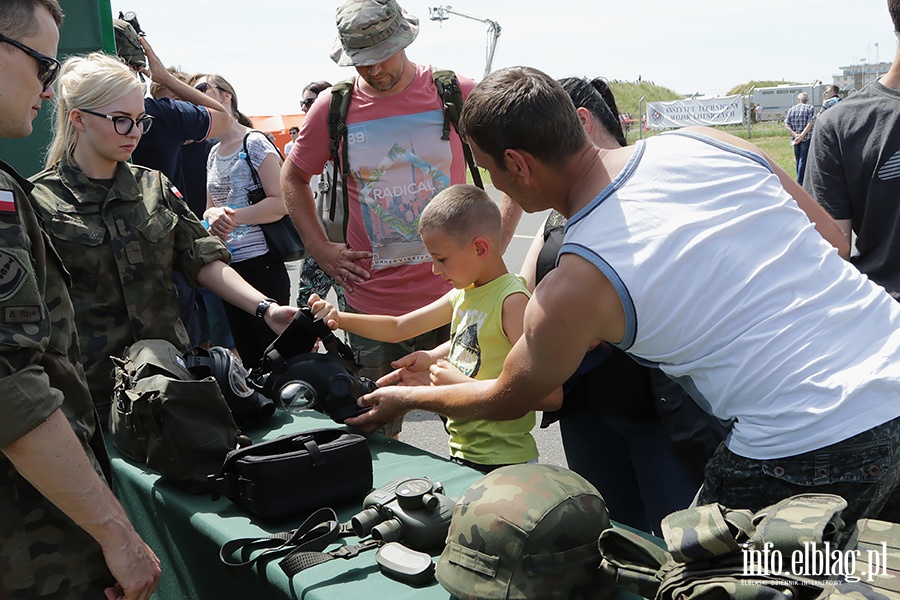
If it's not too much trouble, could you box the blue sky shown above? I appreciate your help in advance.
[110,0,898,116]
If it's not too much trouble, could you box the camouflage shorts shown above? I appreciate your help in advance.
[296,256,346,310]
[345,305,451,437]
[698,416,900,536]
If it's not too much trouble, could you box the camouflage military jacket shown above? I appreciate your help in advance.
[29,158,230,426]
[0,160,110,596]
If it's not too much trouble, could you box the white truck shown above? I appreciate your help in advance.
[751,83,828,122]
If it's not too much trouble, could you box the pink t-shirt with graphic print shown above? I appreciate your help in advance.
[290,63,475,316]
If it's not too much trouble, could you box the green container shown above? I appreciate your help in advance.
[0,0,115,177]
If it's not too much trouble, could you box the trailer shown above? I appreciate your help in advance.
[751,83,828,122]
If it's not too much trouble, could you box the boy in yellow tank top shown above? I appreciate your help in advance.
[309,184,561,472]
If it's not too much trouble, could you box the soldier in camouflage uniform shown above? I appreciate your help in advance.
[0,2,160,598]
[29,53,298,429]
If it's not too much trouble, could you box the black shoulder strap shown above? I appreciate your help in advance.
[432,69,483,190]
[327,80,355,243]
[241,130,285,203]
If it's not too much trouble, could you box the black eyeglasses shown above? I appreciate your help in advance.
[301,98,315,110]
[0,33,61,91]
[79,108,154,135]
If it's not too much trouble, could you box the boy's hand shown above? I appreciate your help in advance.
[307,293,339,330]
[429,358,471,386]
[391,350,436,373]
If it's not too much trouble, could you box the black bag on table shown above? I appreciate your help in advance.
[208,427,372,520]
[111,339,241,493]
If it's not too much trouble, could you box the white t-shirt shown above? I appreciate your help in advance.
[207,131,276,262]
[563,131,900,460]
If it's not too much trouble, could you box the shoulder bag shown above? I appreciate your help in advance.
[242,131,306,262]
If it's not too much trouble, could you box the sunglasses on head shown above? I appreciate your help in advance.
[0,33,61,91]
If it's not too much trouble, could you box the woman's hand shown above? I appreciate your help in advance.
[204,206,237,240]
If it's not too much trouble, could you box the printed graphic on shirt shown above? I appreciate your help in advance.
[449,308,486,377]
[877,147,900,181]
[348,110,452,270]
[0,189,17,214]
[0,250,27,301]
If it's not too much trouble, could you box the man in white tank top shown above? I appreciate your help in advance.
[345,66,900,530]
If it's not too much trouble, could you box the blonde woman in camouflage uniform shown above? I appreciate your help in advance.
[29,53,297,428]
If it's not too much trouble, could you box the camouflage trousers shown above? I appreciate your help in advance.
[698,416,900,536]
[345,305,451,437]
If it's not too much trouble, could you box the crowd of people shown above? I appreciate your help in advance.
[3,0,900,597]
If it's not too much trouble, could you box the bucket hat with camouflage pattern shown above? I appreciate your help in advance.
[436,464,617,600]
[330,0,419,67]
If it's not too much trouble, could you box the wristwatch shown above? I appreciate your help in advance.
[255,298,277,319]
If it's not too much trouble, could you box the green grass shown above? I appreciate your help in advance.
[625,122,796,174]
[464,121,797,188]
[608,81,682,120]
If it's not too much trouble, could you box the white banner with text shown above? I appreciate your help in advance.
[646,95,744,128]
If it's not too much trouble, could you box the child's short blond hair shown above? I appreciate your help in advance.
[418,184,501,245]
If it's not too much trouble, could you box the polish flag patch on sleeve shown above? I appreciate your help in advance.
[170,186,183,200]
[0,190,17,214]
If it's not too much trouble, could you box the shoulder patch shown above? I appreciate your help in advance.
[0,189,17,214]
[170,186,183,199]
[0,250,28,301]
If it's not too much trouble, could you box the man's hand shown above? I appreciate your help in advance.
[137,37,166,84]
[344,386,413,432]
[264,304,298,335]
[376,363,432,388]
[317,242,372,292]
[101,535,161,600]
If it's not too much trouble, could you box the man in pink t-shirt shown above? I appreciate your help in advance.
[282,0,475,433]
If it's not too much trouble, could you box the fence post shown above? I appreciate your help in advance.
[747,86,756,139]
[639,95,646,140]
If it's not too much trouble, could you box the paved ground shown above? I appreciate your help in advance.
[284,186,570,468]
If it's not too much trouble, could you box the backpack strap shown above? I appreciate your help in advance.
[432,69,483,190]
[327,80,355,244]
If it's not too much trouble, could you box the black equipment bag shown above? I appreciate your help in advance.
[111,339,241,493]
[208,427,372,520]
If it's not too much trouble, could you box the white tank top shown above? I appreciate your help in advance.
[562,132,900,459]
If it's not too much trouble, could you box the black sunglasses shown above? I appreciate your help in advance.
[301,98,315,110]
[79,108,154,136]
[0,33,61,91]
[195,81,223,93]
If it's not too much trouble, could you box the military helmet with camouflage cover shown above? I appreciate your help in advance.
[113,19,145,69]
[436,464,617,600]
